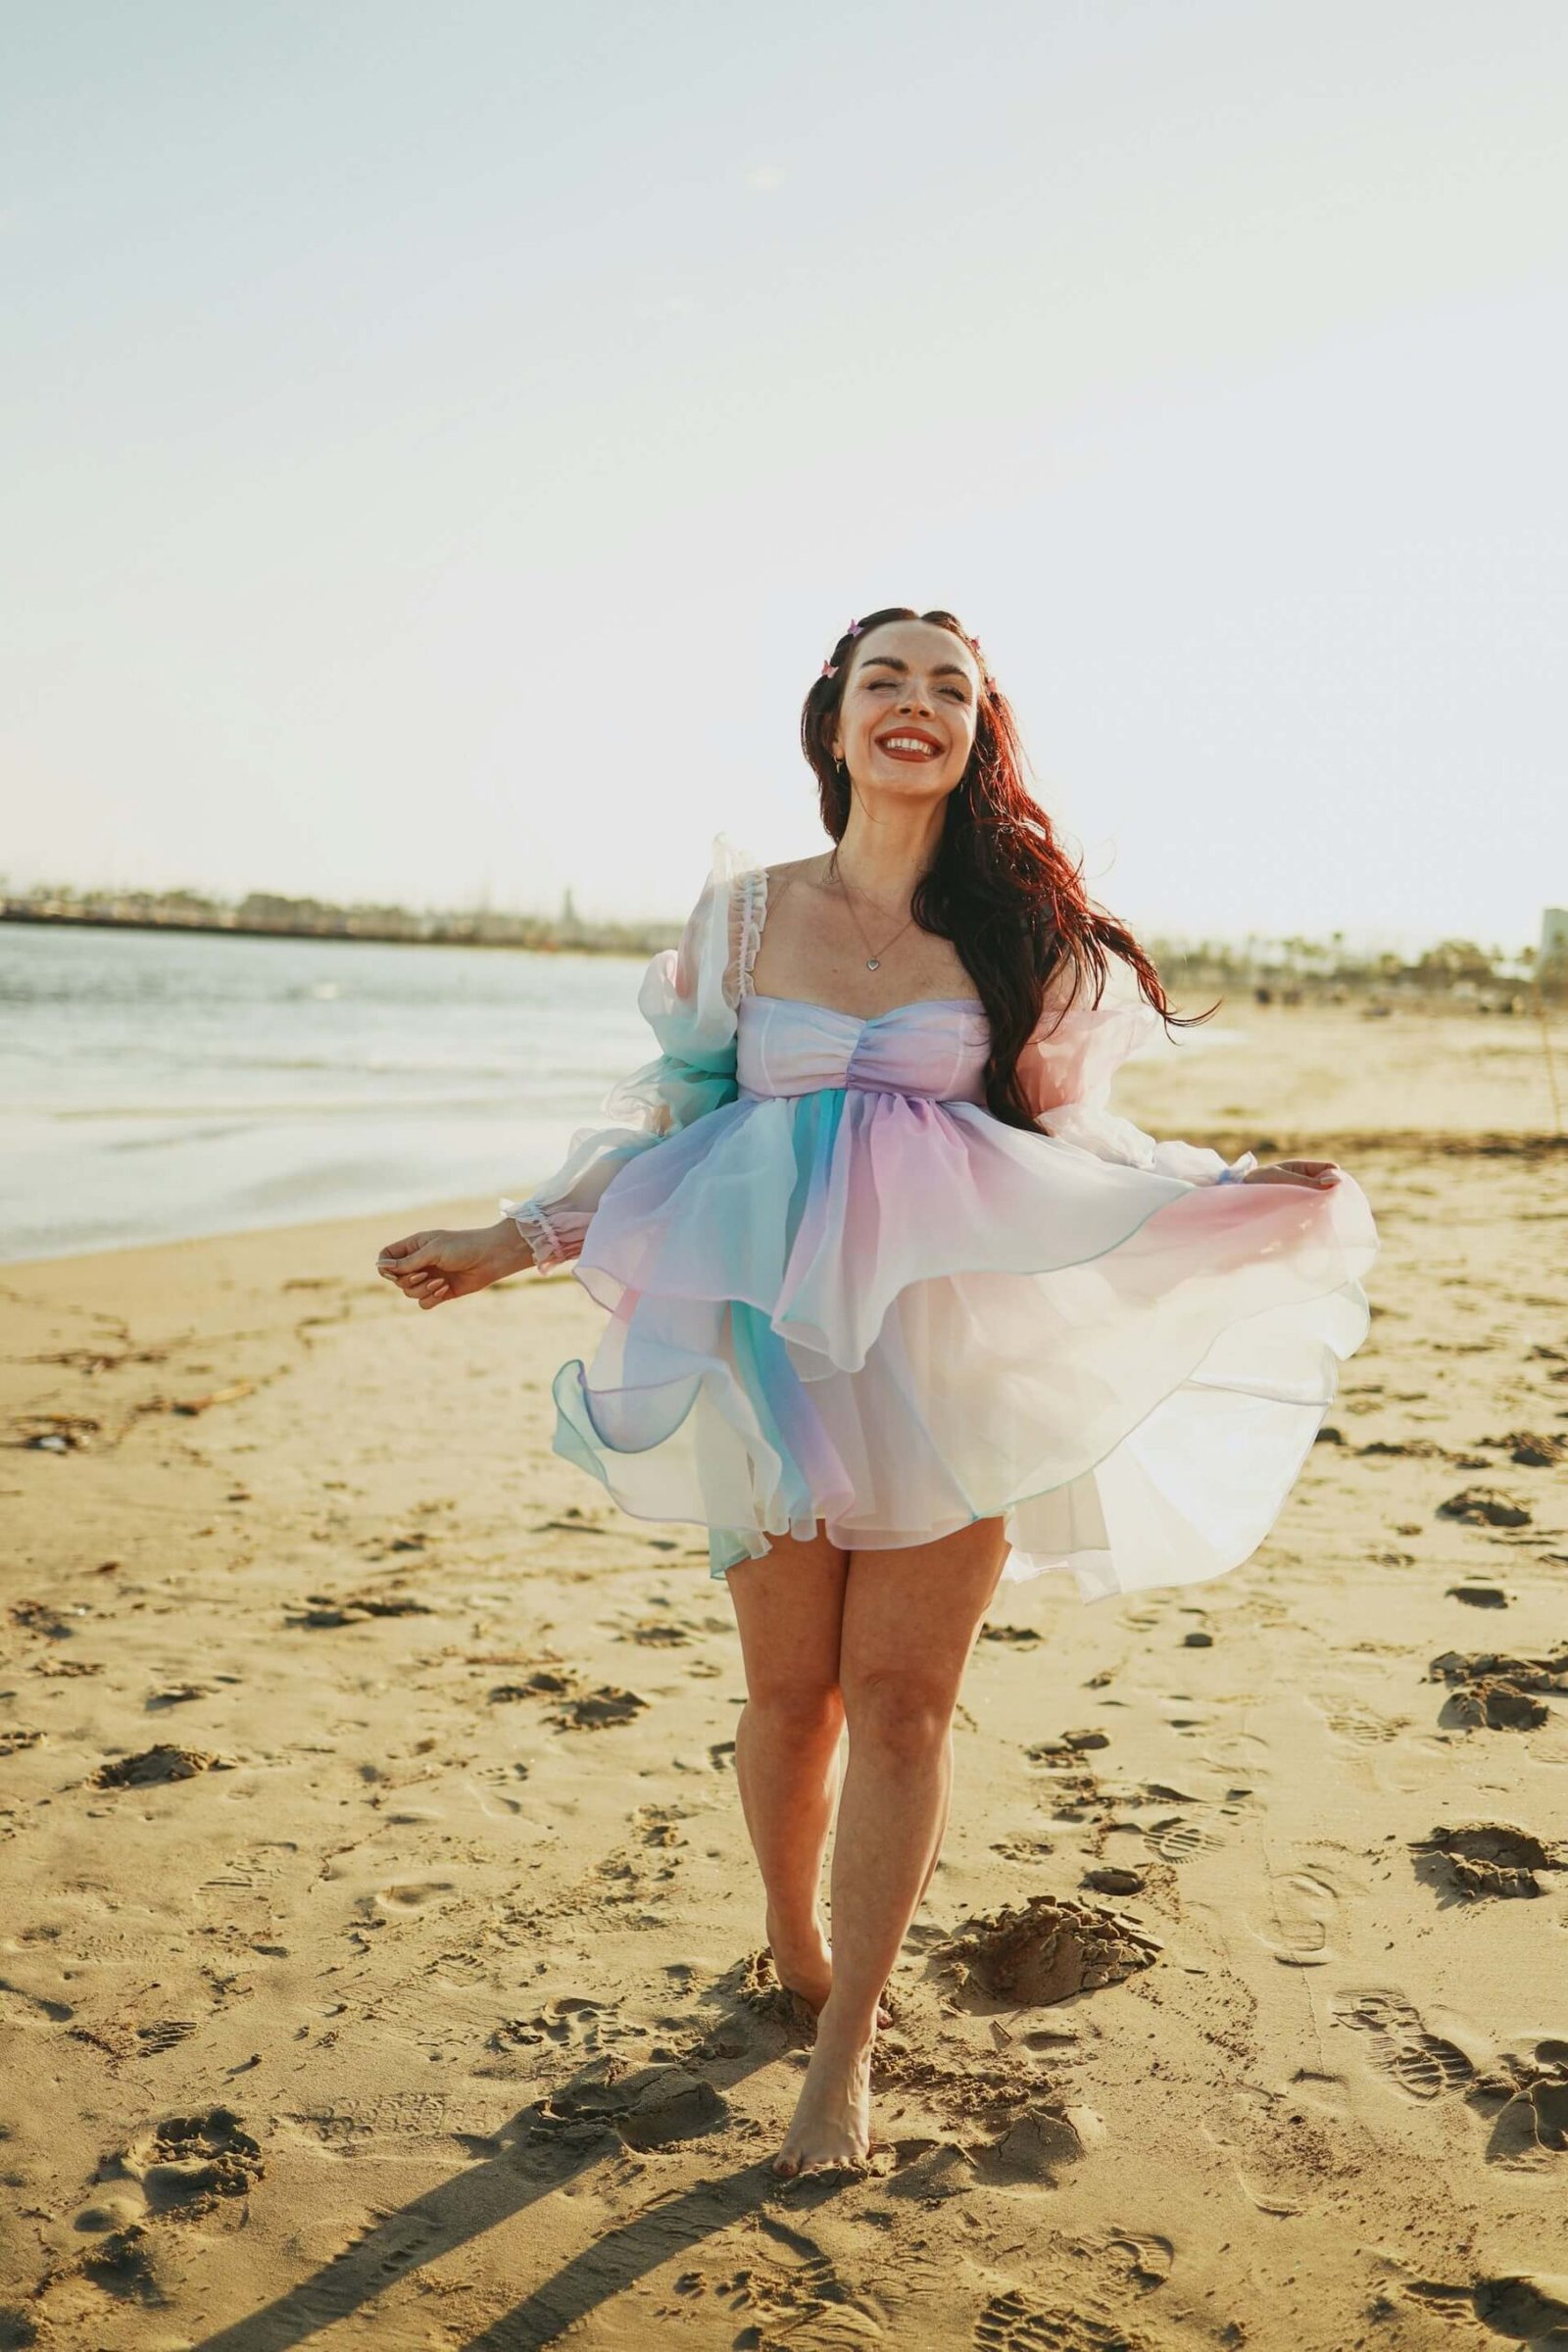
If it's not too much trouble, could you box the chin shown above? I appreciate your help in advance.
[866,763,956,801]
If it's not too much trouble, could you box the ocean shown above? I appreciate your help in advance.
[0,922,655,1264]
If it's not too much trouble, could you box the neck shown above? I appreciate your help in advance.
[831,792,947,906]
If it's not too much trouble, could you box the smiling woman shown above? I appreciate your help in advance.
[377,604,1378,2182]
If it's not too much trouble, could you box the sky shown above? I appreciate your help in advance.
[3,0,1565,951]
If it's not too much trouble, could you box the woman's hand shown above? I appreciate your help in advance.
[1245,1159,1342,1190]
[376,1218,532,1309]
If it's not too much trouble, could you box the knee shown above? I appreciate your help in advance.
[742,1678,844,1741]
[841,1664,955,1761]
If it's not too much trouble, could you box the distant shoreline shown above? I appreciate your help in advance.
[0,906,674,956]
[4,903,1559,1008]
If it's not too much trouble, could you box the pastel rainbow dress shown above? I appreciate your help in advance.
[504,837,1378,1601]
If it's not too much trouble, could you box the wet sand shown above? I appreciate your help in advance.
[3,1002,1566,2349]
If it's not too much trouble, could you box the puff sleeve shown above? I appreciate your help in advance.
[1019,978,1258,1188]
[501,838,758,1270]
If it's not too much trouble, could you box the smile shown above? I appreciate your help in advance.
[876,733,944,760]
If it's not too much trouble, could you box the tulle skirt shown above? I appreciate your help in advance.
[547,1086,1377,1601]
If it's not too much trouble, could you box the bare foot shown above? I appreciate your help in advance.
[765,1912,834,2012]
[764,1923,892,2033]
[771,2016,875,2179]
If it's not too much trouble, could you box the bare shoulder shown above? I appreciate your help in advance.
[762,854,827,896]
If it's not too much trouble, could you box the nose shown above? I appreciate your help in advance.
[897,678,936,714]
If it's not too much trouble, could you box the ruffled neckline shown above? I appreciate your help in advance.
[722,836,985,1023]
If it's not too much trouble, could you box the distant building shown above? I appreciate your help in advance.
[1544,908,1568,964]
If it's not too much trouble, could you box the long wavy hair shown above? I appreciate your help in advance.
[801,607,1213,1131]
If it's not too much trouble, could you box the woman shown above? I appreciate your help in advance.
[377,608,1377,2179]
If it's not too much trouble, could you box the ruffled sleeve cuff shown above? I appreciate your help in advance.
[1038,1104,1246,1185]
[499,1196,584,1273]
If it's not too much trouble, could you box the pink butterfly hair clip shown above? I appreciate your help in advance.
[820,660,838,679]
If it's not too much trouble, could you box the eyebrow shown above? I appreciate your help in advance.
[857,654,973,682]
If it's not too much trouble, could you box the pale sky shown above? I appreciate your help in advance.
[4,0,1565,950]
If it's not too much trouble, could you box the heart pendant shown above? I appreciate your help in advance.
[865,957,880,971]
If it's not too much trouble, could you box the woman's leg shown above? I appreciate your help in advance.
[725,1527,850,2011]
[772,1516,1009,2176]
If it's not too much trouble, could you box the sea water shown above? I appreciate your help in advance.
[0,923,654,1262]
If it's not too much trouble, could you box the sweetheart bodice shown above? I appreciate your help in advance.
[736,991,992,1103]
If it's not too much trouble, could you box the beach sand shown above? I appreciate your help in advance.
[3,1002,1566,2350]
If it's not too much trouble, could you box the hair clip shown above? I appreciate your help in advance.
[820,660,838,679]
[847,617,862,637]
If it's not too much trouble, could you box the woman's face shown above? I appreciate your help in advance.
[831,618,981,803]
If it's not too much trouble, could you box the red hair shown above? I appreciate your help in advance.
[801,607,1213,1130]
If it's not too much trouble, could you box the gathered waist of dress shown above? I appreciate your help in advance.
[737,1078,977,1104]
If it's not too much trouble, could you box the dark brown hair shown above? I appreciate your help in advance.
[801,607,1212,1130]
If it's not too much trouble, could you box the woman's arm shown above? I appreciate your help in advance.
[375,840,749,1308]
[377,1217,531,1308]
[1019,994,1338,1190]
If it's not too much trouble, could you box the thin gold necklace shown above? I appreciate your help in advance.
[826,846,918,972]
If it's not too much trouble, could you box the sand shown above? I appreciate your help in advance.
[2,1000,1566,2351]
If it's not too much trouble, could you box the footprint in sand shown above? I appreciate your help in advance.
[95,2106,264,2220]
[1254,1870,1339,1967]
[1322,1703,1410,1746]
[489,1668,576,1702]
[970,2102,1094,2185]
[1438,1485,1533,1528]
[1409,2273,1568,2343]
[532,2060,728,2152]
[937,1896,1161,2008]
[1427,1647,1567,1732]
[372,1879,457,1912]
[77,2224,174,2300]
[286,1590,433,1627]
[992,1834,1057,1864]
[1446,1681,1551,1731]
[1430,1645,1568,1692]
[89,1743,235,1788]
[1469,2039,1568,2162]
[1410,1822,1568,1902]
[689,2218,871,2335]
[1330,1989,1476,2100]
[494,1994,612,2051]
[134,2018,198,2055]
[1082,1865,1145,1896]
[974,2287,1155,2350]
[547,1686,648,1731]
[1143,1816,1224,1865]
[633,1802,688,1847]
[1099,2232,1175,2290]
[464,1776,525,1817]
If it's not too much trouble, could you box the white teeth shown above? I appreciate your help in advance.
[882,736,938,755]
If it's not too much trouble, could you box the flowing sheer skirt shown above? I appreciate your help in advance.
[546,1084,1376,1601]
